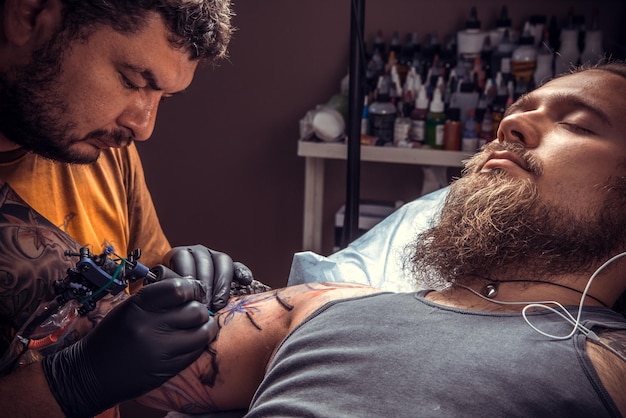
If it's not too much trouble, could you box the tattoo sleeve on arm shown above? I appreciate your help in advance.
[0,182,128,371]
[137,282,381,413]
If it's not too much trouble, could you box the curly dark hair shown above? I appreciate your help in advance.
[57,0,234,61]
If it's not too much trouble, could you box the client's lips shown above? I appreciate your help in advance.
[482,150,530,172]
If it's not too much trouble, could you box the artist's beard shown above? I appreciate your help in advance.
[0,30,129,164]
[410,141,626,289]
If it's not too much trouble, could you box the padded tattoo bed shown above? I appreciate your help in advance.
[288,187,448,291]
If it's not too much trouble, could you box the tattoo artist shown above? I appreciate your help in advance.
[0,1,254,417]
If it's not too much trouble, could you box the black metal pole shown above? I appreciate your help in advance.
[341,0,365,248]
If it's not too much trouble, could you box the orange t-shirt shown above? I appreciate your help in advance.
[0,143,171,269]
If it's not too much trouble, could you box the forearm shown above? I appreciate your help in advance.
[0,361,65,417]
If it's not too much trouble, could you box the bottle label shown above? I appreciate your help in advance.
[435,125,444,147]
[409,119,425,143]
[462,137,478,152]
[511,60,537,84]
[369,113,396,144]
[394,118,411,145]
[425,117,445,149]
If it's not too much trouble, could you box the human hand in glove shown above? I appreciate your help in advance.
[42,278,216,418]
[163,244,254,312]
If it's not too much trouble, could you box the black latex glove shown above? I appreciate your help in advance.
[42,278,216,418]
[163,244,253,312]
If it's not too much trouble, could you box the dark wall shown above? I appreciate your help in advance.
[137,0,626,290]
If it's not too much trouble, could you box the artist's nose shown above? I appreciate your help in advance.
[118,94,161,142]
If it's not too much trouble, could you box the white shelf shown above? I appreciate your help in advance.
[298,140,473,253]
[297,140,471,167]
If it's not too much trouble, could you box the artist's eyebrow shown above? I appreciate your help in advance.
[122,63,187,95]
[504,92,612,127]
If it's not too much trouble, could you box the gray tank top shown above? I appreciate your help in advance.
[247,291,625,417]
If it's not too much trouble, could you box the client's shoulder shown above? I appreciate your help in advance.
[277,282,384,327]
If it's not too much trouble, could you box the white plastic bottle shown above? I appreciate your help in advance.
[488,5,513,48]
[408,85,429,145]
[534,30,554,86]
[491,29,515,82]
[454,80,479,128]
[457,7,487,68]
[424,88,446,149]
[580,11,603,64]
[511,22,537,86]
[554,27,579,76]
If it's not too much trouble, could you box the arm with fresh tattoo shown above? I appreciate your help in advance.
[137,282,383,413]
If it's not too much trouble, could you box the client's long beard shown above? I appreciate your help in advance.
[409,142,626,289]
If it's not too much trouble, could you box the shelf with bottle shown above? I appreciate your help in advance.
[354,5,610,153]
[297,3,615,252]
[297,138,471,252]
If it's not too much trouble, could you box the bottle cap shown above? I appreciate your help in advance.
[500,28,512,44]
[412,73,423,94]
[518,22,535,46]
[446,107,461,121]
[376,75,392,102]
[415,85,429,109]
[459,80,476,93]
[429,88,444,113]
[465,6,481,30]
[495,6,512,28]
